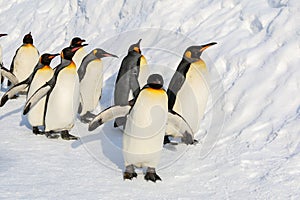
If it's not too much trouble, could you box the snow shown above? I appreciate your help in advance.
[0,0,300,199]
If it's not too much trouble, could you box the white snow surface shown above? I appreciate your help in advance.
[1,0,300,199]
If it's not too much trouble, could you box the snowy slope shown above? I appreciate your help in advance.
[1,0,300,199]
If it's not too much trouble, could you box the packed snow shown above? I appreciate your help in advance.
[0,0,299,199]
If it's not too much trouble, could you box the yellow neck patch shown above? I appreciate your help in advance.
[24,43,34,48]
[192,59,207,71]
[67,61,76,69]
[145,87,165,95]
[41,65,52,70]
[140,55,147,66]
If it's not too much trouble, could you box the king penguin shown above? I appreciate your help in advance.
[89,74,195,182]
[113,39,147,127]
[78,48,118,123]
[9,32,39,87]
[70,37,88,69]
[23,46,82,140]
[0,53,59,135]
[167,42,217,137]
[0,33,8,85]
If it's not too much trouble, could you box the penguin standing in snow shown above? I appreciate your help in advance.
[70,37,88,69]
[78,48,118,123]
[113,39,147,127]
[167,42,217,137]
[0,53,59,134]
[0,33,8,85]
[89,74,195,182]
[8,32,39,87]
[23,46,82,140]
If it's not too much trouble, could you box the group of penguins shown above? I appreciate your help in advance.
[0,32,217,182]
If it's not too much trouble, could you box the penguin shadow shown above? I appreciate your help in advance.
[72,121,124,171]
[19,113,31,130]
[0,105,23,120]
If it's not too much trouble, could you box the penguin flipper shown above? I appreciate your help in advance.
[0,82,29,107]
[167,110,195,145]
[23,84,51,115]
[89,105,131,131]
[0,66,19,86]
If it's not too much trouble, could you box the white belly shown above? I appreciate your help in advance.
[79,59,103,115]
[13,46,39,82]
[27,68,54,126]
[73,48,86,69]
[123,88,168,168]
[173,64,209,133]
[45,67,79,132]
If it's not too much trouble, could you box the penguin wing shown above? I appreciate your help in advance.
[0,82,29,107]
[0,66,19,85]
[166,71,186,110]
[167,110,195,144]
[89,105,131,131]
[23,83,51,115]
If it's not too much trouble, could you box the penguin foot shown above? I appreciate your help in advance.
[61,131,78,140]
[80,112,96,123]
[123,165,137,180]
[32,127,44,135]
[163,135,171,145]
[144,167,161,182]
[114,117,126,128]
[45,131,60,139]
[181,131,195,145]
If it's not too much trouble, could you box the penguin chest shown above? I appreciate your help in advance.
[27,68,54,126]
[73,48,86,69]
[79,59,103,114]
[45,67,79,131]
[123,89,168,167]
[173,63,209,133]
[137,55,149,87]
[13,45,39,82]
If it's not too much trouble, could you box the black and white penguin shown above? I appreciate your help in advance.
[113,39,147,127]
[9,32,39,87]
[167,42,217,136]
[0,53,58,135]
[89,74,195,182]
[77,48,118,123]
[70,37,88,69]
[0,33,8,85]
[23,46,82,140]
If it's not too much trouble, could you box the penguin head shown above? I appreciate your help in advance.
[93,48,118,59]
[70,37,88,48]
[146,74,164,89]
[40,53,60,66]
[184,42,217,62]
[61,46,81,60]
[23,32,33,44]
[128,39,142,54]
[0,33,8,38]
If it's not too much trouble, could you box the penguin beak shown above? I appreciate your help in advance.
[0,33,8,37]
[137,39,142,46]
[200,42,217,52]
[103,53,118,58]
[49,53,60,59]
[71,46,81,52]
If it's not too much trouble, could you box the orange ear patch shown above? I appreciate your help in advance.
[185,51,192,58]
[133,47,140,53]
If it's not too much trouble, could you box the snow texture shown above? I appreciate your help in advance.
[0,0,299,199]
